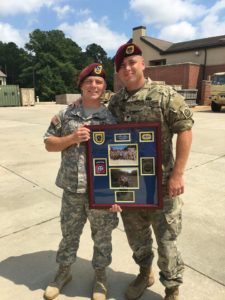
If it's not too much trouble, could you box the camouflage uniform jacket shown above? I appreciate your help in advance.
[44,104,116,193]
[108,79,194,184]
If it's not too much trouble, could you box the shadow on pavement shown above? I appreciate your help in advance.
[0,250,163,299]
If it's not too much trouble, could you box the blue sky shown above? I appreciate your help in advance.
[0,0,225,57]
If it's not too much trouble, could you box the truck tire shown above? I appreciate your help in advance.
[211,101,221,112]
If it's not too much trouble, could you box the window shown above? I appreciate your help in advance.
[212,74,225,85]
[149,59,166,66]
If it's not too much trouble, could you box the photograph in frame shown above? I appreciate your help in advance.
[115,191,135,203]
[86,122,162,208]
[108,144,138,166]
[109,167,139,189]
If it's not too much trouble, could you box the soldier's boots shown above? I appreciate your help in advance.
[92,268,107,300]
[44,265,72,300]
[125,267,155,300]
[164,286,179,300]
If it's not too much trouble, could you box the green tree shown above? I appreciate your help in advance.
[1,29,115,100]
[85,43,114,90]
[21,29,84,100]
[0,42,27,84]
[102,58,114,91]
[86,43,107,62]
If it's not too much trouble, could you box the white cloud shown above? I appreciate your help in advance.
[123,10,129,21]
[209,0,225,14]
[0,23,27,47]
[159,21,196,42]
[198,0,225,37]
[53,5,73,19]
[0,0,59,16]
[199,14,225,38]
[58,18,128,55]
[26,17,39,27]
[129,0,206,25]
[76,8,91,17]
[129,0,225,42]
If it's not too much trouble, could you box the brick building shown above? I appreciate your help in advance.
[114,26,225,105]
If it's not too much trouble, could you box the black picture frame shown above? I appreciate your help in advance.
[86,122,162,208]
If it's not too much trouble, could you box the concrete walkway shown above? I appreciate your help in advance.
[0,104,225,300]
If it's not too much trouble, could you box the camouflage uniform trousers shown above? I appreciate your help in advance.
[121,186,184,288]
[56,190,119,269]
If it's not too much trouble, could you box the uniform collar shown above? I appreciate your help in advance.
[120,78,151,100]
[70,103,107,120]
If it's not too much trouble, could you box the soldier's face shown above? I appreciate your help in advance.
[81,76,106,102]
[117,55,145,87]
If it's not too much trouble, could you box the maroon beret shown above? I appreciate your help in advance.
[114,42,142,72]
[77,63,106,87]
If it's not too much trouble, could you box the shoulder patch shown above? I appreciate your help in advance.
[51,115,61,126]
[182,107,192,119]
[153,84,171,97]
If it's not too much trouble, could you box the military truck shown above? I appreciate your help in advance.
[209,72,225,112]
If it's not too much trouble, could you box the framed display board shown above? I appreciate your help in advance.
[86,122,162,208]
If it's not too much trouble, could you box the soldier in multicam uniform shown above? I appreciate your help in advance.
[109,43,194,300]
[43,63,119,300]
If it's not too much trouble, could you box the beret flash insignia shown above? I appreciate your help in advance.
[126,45,134,55]
[77,63,106,87]
[94,65,103,75]
[114,42,142,72]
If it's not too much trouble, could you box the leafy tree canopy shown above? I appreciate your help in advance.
[0,29,114,100]
[0,42,27,85]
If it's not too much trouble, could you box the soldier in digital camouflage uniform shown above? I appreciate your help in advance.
[43,63,119,300]
[109,43,194,300]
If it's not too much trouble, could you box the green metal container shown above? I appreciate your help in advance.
[0,85,21,107]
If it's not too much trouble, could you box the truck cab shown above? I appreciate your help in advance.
[210,72,225,112]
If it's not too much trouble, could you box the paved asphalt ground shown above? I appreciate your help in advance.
[0,103,225,300]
